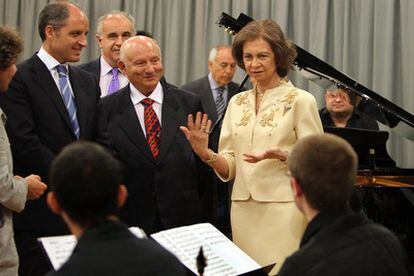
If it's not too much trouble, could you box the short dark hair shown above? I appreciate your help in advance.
[288,134,357,211]
[232,19,296,77]
[135,30,153,38]
[49,141,122,227]
[38,2,82,41]
[0,26,23,71]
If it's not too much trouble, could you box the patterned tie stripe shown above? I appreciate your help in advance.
[107,68,120,95]
[141,98,161,158]
[215,86,226,118]
[56,65,80,139]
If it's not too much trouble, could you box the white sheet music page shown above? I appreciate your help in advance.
[151,223,261,275]
[38,226,146,270]
[37,234,76,270]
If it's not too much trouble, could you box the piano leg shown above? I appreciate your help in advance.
[359,186,414,265]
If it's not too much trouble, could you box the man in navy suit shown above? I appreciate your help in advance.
[180,45,239,229]
[78,10,135,97]
[0,2,109,276]
[100,36,210,235]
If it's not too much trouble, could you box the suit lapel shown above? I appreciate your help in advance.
[117,89,154,163]
[157,85,180,163]
[91,58,101,80]
[227,81,239,101]
[29,55,74,137]
[200,77,218,123]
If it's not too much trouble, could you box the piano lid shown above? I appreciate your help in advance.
[217,12,414,141]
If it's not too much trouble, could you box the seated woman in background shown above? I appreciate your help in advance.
[319,86,379,130]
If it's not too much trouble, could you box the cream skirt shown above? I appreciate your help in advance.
[231,198,306,275]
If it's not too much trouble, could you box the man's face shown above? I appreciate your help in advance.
[325,89,354,115]
[208,48,236,87]
[45,6,89,63]
[119,37,163,96]
[97,15,134,68]
[0,63,17,92]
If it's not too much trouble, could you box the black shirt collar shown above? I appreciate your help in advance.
[300,206,359,247]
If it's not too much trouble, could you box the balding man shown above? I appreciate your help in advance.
[181,45,239,151]
[79,10,135,96]
[100,36,210,234]
[0,3,109,275]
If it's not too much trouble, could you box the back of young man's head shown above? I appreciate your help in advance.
[49,141,123,227]
[288,133,357,212]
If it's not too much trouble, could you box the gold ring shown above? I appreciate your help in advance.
[200,125,206,129]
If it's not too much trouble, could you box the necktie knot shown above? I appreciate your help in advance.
[217,86,226,93]
[107,68,120,95]
[141,98,155,107]
[111,68,119,77]
[56,65,67,76]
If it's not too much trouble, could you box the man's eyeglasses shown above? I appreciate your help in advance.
[325,92,350,102]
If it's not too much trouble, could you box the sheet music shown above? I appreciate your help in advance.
[38,226,146,270]
[38,234,76,270]
[151,223,261,275]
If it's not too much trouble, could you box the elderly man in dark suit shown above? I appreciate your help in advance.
[100,36,210,235]
[180,45,239,230]
[0,3,109,276]
[78,10,135,97]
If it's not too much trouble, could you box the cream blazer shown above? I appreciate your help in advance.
[216,81,323,202]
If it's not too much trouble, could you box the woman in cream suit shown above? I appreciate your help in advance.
[181,19,323,274]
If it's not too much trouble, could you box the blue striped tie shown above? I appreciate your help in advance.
[215,86,226,118]
[56,65,80,139]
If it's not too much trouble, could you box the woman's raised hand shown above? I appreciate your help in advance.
[180,112,212,159]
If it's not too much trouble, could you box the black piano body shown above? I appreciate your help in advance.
[324,127,414,263]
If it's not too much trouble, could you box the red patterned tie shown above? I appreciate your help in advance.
[141,98,161,158]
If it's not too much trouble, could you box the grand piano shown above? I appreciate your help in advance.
[217,12,414,264]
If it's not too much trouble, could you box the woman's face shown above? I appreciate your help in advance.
[242,38,278,85]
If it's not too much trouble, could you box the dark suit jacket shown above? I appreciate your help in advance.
[78,58,100,81]
[180,77,239,227]
[279,207,411,276]
[180,76,239,151]
[0,54,109,233]
[46,221,186,276]
[100,79,209,234]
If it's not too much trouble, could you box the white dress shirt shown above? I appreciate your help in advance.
[129,82,164,137]
[208,73,229,106]
[37,47,74,97]
[99,56,129,97]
